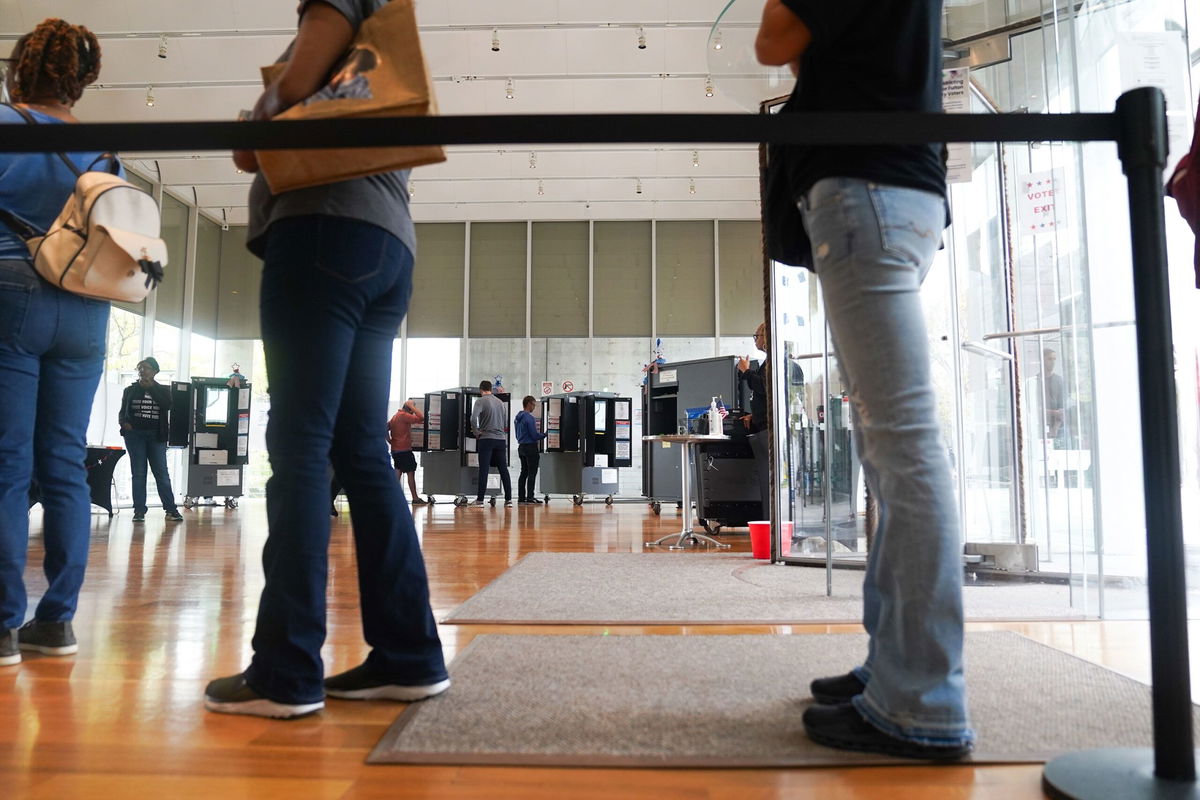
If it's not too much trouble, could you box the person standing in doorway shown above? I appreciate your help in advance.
[387,399,426,505]
[469,381,511,508]
[0,17,112,667]
[119,357,183,523]
[514,395,547,504]
[756,0,972,759]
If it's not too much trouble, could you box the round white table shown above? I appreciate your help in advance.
[642,434,733,550]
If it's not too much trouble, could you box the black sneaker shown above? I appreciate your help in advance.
[132,511,145,522]
[324,663,450,701]
[17,619,77,656]
[165,510,184,521]
[802,702,972,760]
[503,499,513,508]
[204,674,324,719]
[810,671,867,705]
[0,628,18,667]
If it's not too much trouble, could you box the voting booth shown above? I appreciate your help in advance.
[169,377,251,509]
[539,392,633,505]
[416,386,512,505]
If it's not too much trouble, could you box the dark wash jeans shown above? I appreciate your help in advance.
[244,216,446,704]
[122,428,178,514]
[474,438,511,501]
[0,259,108,629]
[517,442,540,500]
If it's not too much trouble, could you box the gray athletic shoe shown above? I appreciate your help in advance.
[324,663,450,701]
[204,674,324,719]
[17,619,77,656]
[0,628,19,666]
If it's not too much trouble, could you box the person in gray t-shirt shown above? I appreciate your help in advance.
[470,381,512,506]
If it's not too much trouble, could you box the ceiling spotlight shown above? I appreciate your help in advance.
[491,28,500,52]
[505,78,514,100]
[692,150,700,168]
[408,181,415,198]
[158,33,168,59]
[636,26,647,50]
[712,29,723,51]
[537,179,545,196]
[689,178,696,195]
[705,76,714,98]
[235,167,243,175]
[635,179,643,195]
[145,85,155,107]
[529,151,537,169]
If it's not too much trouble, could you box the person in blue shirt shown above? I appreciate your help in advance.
[514,395,547,504]
[0,18,112,668]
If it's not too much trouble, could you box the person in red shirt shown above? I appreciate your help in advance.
[388,400,425,505]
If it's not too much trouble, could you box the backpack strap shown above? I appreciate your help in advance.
[3,103,84,178]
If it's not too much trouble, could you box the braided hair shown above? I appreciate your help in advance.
[9,18,101,105]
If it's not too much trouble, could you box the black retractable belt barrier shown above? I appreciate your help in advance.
[0,87,1189,798]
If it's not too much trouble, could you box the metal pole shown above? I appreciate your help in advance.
[1115,86,1194,781]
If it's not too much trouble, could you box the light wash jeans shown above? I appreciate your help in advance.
[800,177,973,748]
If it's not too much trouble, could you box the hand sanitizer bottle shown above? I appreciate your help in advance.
[708,396,720,436]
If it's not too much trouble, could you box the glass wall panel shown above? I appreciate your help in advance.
[410,223,466,337]
[718,221,765,337]
[531,222,588,337]
[594,222,651,337]
[656,221,715,336]
[469,223,526,338]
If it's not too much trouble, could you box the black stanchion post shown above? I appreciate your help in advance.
[1043,87,1198,799]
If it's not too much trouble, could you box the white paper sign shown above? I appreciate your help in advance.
[548,398,562,417]
[467,453,479,467]
[614,401,630,420]
[464,437,477,453]
[238,388,250,410]
[548,433,561,449]
[541,381,554,396]
[1017,168,1068,235]
[942,68,971,184]
[658,369,677,385]
[594,454,608,468]
[602,469,618,484]
[199,450,228,465]
[216,469,240,486]
[616,442,631,460]
[194,433,219,448]
[236,435,248,457]
[237,417,249,434]
[487,474,501,489]
[428,433,441,450]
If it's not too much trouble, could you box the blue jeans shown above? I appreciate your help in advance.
[0,259,108,629]
[475,438,511,502]
[800,178,972,747]
[122,428,178,514]
[245,216,446,704]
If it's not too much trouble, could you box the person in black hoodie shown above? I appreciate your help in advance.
[119,357,182,522]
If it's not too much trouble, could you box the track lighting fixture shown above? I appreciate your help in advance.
[705,76,714,98]
[712,29,723,51]
[408,181,414,198]
[635,179,643,195]
[529,151,537,169]
[537,179,545,196]
[158,33,168,59]
[145,85,155,107]
[636,26,647,50]
[505,78,514,100]
[689,178,696,195]
[692,150,700,168]
[491,28,500,52]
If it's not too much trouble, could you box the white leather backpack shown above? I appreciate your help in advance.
[0,104,166,302]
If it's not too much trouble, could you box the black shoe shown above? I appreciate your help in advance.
[0,628,18,667]
[811,671,867,705]
[204,674,324,718]
[165,510,184,521]
[802,702,972,760]
[324,663,450,701]
[132,511,145,522]
[531,498,543,504]
[17,620,77,656]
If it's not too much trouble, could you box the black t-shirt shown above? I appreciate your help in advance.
[778,0,946,202]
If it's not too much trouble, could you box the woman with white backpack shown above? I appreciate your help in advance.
[0,18,118,667]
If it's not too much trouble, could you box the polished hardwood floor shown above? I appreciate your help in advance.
[3,498,1183,798]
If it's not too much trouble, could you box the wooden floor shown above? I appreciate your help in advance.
[3,499,1178,798]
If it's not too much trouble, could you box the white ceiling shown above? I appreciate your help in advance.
[1,0,776,226]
